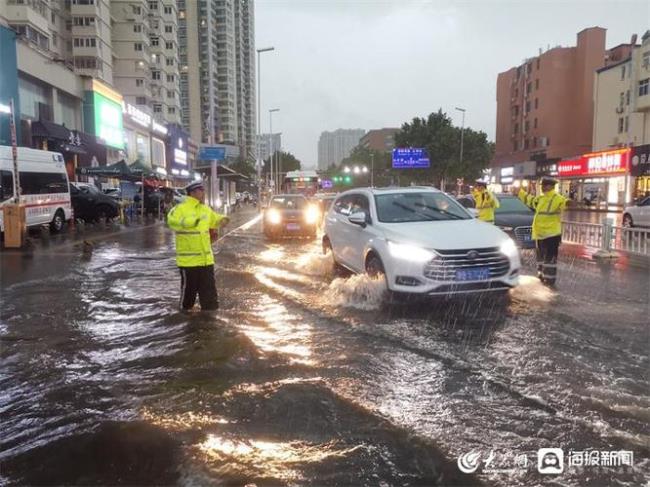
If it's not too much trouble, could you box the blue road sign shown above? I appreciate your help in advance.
[392,148,430,169]
[198,146,226,160]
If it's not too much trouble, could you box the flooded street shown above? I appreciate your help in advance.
[1,213,648,486]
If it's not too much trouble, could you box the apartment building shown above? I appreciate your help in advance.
[178,0,256,160]
[358,128,400,153]
[256,133,281,162]
[493,27,635,170]
[317,129,366,170]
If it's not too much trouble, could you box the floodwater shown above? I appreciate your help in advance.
[1,213,648,486]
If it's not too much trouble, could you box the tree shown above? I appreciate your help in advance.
[393,109,494,188]
[337,146,392,187]
[263,150,301,176]
[230,156,256,178]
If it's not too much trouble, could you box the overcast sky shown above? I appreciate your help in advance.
[255,0,649,168]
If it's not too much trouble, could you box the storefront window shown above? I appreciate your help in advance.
[58,91,78,130]
[18,76,49,119]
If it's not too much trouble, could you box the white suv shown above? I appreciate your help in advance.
[323,187,521,296]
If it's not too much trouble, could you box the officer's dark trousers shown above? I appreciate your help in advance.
[535,235,561,284]
[178,265,219,310]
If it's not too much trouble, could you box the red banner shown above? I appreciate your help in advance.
[558,148,630,177]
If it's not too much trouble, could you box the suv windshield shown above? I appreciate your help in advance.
[375,192,470,223]
[270,196,307,210]
[495,196,533,213]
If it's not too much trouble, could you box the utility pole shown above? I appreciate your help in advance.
[454,107,466,194]
[370,152,374,187]
[256,47,274,207]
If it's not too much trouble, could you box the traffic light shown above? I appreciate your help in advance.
[344,175,352,184]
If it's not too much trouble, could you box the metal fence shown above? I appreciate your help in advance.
[562,220,650,257]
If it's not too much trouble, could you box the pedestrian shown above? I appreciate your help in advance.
[167,180,230,311]
[514,176,568,286]
[471,179,500,223]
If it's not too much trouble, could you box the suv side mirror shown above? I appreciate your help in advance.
[348,211,367,227]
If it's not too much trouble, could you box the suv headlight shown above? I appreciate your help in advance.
[304,204,320,224]
[387,241,435,263]
[266,208,282,224]
[500,238,518,258]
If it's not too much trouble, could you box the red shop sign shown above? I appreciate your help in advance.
[558,149,630,177]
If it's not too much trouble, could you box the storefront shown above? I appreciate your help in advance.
[557,148,631,209]
[631,144,650,199]
[82,79,124,165]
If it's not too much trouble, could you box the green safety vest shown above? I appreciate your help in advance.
[167,196,227,267]
[472,189,500,223]
[518,188,568,240]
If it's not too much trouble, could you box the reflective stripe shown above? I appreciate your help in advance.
[176,231,202,234]
[177,252,202,256]
[542,264,558,268]
[537,211,561,215]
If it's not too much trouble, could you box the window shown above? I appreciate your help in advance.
[164,25,173,33]
[136,78,144,87]
[136,96,147,105]
[524,138,529,150]
[514,123,519,134]
[334,195,354,215]
[533,137,537,148]
[72,0,95,4]
[153,104,162,113]
[165,57,174,66]
[619,92,625,107]
[524,120,529,133]
[0,170,14,202]
[168,107,176,114]
[534,118,538,129]
[165,41,173,50]
[618,117,624,133]
[375,192,469,223]
[18,172,68,195]
[526,82,532,94]
[151,70,161,80]
[150,36,159,46]
[527,63,532,75]
[621,65,626,80]
[51,11,56,23]
[164,6,172,14]
[535,98,538,109]
[167,89,174,98]
[134,42,143,51]
[535,79,539,90]
[639,78,649,97]
[643,51,650,68]
[513,105,519,116]
[525,100,531,113]
[133,24,142,33]
[624,116,629,132]
[166,74,174,82]
[133,5,141,14]
[149,1,158,10]
[626,90,630,105]
[536,58,540,70]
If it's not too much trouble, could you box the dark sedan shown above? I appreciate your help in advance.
[457,193,535,248]
[70,183,120,222]
[263,194,320,240]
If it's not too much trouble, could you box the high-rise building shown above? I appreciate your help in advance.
[178,0,256,160]
[256,133,281,161]
[317,129,366,170]
[359,128,400,153]
[493,27,633,170]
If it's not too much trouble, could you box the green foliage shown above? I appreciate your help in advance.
[230,157,256,178]
[263,150,301,175]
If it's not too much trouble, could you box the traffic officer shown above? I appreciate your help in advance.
[471,179,500,223]
[515,177,568,286]
[167,180,230,311]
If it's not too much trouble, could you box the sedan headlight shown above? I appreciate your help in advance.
[304,204,320,224]
[266,208,282,225]
[500,238,518,258]
[387,241,435,263]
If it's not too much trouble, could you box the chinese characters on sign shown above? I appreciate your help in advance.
[558,148,630,177]
[392,148,430,169]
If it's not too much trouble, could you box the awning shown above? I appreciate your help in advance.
[77,160,134,178]
[59,143,87,155]
[31,120,71,140]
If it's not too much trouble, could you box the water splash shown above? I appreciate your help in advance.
[325,274,387,310]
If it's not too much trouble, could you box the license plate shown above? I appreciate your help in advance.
[456,267,490,281]
[522,235,531,241]
[286,223,300,231]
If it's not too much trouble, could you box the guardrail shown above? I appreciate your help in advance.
[561,219,650,257]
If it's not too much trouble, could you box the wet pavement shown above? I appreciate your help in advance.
[1,208,648,486]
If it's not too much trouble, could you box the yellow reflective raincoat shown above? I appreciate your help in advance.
[471,188,500,223]
[518,188,568,240]
[167,196,227,267]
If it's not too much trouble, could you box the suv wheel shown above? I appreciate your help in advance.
[365,253,385,278]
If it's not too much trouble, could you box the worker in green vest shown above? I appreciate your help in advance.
[167,180,230,311]
[515,177,569,286]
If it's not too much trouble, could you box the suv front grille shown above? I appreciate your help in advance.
[423,246,510,281]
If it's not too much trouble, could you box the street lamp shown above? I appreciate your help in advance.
[455,107,466,165]
[269,108,279,194]
[353,165,360,174]
[343,166,351,173]
[256,46,275,207]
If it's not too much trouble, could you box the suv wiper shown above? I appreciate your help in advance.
[414,203,465,220]
[391,201,439,221]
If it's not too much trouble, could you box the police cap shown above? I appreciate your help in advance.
[540,176,558,185]
[185,180,205,193]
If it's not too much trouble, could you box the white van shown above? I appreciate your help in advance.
[0,146,73,233]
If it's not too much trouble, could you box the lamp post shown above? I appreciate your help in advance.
[370,152,374,187]
[455,106,466,165]
[269,108,279,195]
[256,46,275,207]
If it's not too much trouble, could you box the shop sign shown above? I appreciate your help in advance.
[558,148,630,177]
[93,91,124,149]
[152,121,167,135]
[500,166,514,184]
[123,102,151,129]
[631,145,650,177]
[174,137,187,165]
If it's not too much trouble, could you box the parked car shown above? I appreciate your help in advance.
[263,194,320,239]
[623,196,650,227]
[323,187,521,297]
[0,146,72,233]
[70,182,119,222]
[457,193,535,248]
